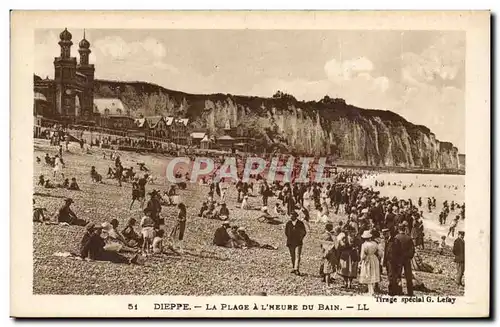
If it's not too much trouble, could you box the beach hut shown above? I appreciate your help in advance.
[217,135,235,151]
[190,132,207,147]
[200,135,211,149]
[234,142,250,153]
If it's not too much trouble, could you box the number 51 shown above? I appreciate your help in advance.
[128,304,138,310]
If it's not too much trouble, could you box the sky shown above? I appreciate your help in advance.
[35,29,465,151]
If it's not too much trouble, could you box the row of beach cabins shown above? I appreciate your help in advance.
[34,114,256,153]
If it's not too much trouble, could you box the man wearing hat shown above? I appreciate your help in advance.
[284,211,307,276]
[393,223,415,295]
[145,190,162,228]
[453,231,465,286]
[385,206,396,233]
[213,222,231,247]
[381,228,400,295]
[56,198,87,226]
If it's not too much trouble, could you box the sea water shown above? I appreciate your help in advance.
[360,173,465,245]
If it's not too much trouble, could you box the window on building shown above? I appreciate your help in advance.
[116,109,122,115]
[104,108,110,115]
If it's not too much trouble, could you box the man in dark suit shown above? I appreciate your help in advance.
[453,231,465,286]
[393,223,415,295]
[383,229,401,296]
[285,211,307,276]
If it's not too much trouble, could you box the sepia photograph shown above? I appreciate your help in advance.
[11,10,490,317]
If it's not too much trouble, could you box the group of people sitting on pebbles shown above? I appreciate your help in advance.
[37,174,80,191]
[39,195,186,265]
[212,221,277,250]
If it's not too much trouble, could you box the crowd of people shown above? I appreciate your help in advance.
[190,165,466,295]
[34,137,465,296]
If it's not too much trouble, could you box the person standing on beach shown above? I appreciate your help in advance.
[359,230,381,295]
[453,231,465,286]
[261,181,270,207]
[115,162,123,187]
[285,211,306,276]
[170,203,187,253]
[393,223,415,296]
[146,190,162,229]
[447,216,460,238]
[384,229,401,295]
[338,230,359,289]
[319,223,336,287]
[385,206,396,233]
[53,155,64,179]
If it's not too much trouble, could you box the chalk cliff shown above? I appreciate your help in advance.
[89,79,460,169]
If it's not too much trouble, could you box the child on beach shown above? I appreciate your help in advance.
[140,209,156,254]
[122,218,142,247]
[438,235,447,255]
[152,229,164,254]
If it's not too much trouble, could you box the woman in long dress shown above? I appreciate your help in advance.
[53,155,64,179]
[337,231,359,289]
[359,230,381,295]
[320,223,337,287]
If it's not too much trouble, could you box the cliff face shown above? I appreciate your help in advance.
[322,115,459,169]
[87,78,460,169]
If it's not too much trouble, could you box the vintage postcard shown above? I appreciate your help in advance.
[11,10,490,318]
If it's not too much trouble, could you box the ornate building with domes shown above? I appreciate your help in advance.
[34,28,95,122]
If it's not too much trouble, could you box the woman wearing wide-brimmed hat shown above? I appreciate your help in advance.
[359,230,381,295]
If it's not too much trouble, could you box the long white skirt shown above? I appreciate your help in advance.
[359,254,381,284]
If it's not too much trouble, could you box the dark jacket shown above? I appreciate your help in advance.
[80,232,104,259]
[146,198,162,216]
[285,220,306,247]
[393,232,415,263]
[453,238,465,263]
[383,236,395,266]
[57,205,76,223]
[385,212,396,229]
[213,227,230,246]
[338,239,360,262]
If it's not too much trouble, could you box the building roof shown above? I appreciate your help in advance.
[190,132,206,139]
[145,116,164,128]
[164,116,189,126]
[165,116,175,126]
[93,98,126,115]
[34,92,47,102]
[106,115,135,120]
[218,135,235,141]
[201,135,211,142]
[176,118,189,126]
[135,118,148,128]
